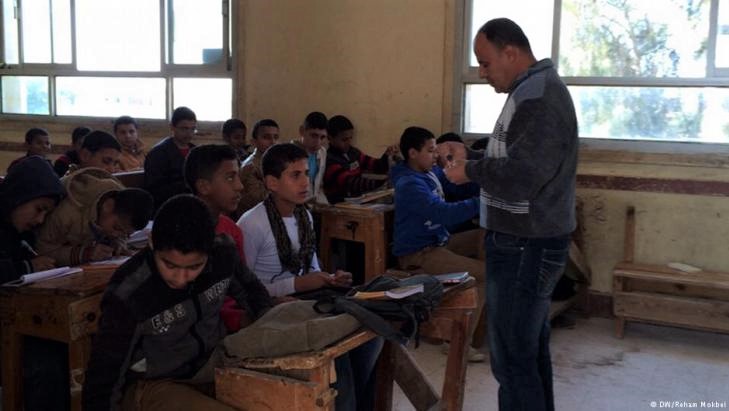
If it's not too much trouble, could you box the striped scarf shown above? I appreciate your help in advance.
[263,195,316,275]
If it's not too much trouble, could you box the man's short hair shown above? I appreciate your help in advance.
[112,188,154,230]
[400,126,435,161]
[184,144,238,195]
[252,119,279,139]
[71,127,91,145]
[327,115,354,138]
[171,106,197,127]
[478,18,532,53]
[113,116,138,133]
[262,143,308,178]
[303,112,327,130]
[81,130,122,153]
[25,128,49,144]
[436,132,463,144]
[152,194,215,254]
[222,118,246,138]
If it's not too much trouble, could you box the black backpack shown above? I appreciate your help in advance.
[313,274,444,346]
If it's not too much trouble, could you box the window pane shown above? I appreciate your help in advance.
[2,0,19,64]
[21,0,52,63]
[56,77,166,118]
[172,0,223,64]
[463,84,507,134]
[560,0,709,77]
[717,0,729,69]
[173,78,231,121]
[570,86,729,143]
[51,0,72,64]
[1,76,49,114]
[76,0,160,71]
[469,0,553,66]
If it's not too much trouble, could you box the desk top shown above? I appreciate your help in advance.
[1,269,114,297]
[311,202,394,216]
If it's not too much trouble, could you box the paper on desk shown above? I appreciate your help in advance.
[128,220,153,244]
[87,256,130,266]
[3,266,83,287]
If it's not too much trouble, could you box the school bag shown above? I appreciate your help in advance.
[313,274,444,346]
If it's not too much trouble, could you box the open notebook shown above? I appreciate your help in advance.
[3,266,83,287]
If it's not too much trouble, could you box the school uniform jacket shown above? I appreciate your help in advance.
[82,240,273,410]
[144,137,194,209]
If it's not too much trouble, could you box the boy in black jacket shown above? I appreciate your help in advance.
[83,195,273,410]
[0,155,65,282]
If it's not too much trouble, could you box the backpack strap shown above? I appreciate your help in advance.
[314,296,409,345]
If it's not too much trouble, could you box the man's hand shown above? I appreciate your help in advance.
[436,141,467,168]
[31,256,56,271]
[444,159,471,184]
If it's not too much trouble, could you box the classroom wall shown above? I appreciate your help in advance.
[1,0,727,299]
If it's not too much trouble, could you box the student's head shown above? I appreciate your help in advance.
[71,126,91,151]
[79,130,122,173]
[151,195,215,289]
[184,144,243,214]
[436,132,464,144]
[170,106,197,145]
[25,128,51,157]
[327,115,354,153]
[475,18,535,93]
[222,119,247,151]
[262,143,309,206]
[251,119,279,153]
[113,116,140,149]
[96,188,154,240]
[400,126,437,172]
[0,156,65,233]
[299,111,328,153]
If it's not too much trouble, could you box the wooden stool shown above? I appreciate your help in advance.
[215,330,377,410]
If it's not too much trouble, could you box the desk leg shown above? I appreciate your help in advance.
[442,312,472,411]
[363,227,386,282]
[374,341,394,411]
[1,327,23,411]
[69,336,91,411]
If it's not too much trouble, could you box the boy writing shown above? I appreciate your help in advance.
[83,194,273,410]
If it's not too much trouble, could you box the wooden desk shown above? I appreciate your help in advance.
[0,269,113,411]
[313,203,394,282]
[216,281,477,411]
[114,169,145,188]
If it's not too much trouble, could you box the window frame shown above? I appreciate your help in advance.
[0,0,236,123]
[455,0,729,150]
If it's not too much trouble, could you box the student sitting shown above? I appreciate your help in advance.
[390,126,485,361]
[0,156,65,283]
[114,115,146,171]
[234,118,279,217]
[66,130,123,176]
[144,106,197,209]
[82,195,273,410]
[295,111,329,204]
[54,126,90,177]
[222,118,251,163]
[8,128,53,173]
[323,115,398,204]
[238,143,381,410]
[36,168,153,266]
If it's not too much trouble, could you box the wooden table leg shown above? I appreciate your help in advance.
[374,341,395,411]
[69,336,91,411]
[441,311,472,411]
[1,326,24,411]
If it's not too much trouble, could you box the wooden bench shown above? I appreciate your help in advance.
[613,207,729,338]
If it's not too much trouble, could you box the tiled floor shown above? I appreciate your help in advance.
[392,316,729,411]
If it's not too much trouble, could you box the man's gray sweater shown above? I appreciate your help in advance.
[465,58,578,238]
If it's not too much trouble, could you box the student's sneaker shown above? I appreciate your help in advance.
[440,342,487,363]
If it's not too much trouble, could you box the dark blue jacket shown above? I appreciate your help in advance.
[390,162,479,257]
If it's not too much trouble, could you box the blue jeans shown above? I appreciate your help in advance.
[485,231,570,411]
[333,337,384,411]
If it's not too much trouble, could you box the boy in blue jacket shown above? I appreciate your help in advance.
[391,126,486,360]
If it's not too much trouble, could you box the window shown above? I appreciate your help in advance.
[458,0,729,144]
[0,0,234,121]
